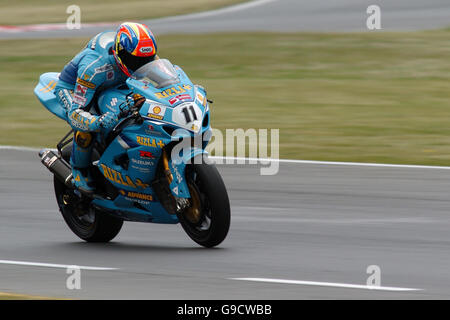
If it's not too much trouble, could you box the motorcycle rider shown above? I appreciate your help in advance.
[54,22,158,194]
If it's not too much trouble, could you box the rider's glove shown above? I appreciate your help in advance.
[69,110,118,132]
[97,112,118,131]
[133,93,146,109]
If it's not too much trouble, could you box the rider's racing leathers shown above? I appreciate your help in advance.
[54,31,127,193]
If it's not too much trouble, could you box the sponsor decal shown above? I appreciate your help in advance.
[144,124,162,136]
[76,78,96,89]
[75,84,87,96]
[100,164,149,189]
[70,111,95,130]
[141,80,151,90]
[73,94,87,106]
[146,104,166,120]
[169,94,192,106]
[131,158,155,166]
[43,154,57,167]
[131,166,151,174]
[171,162,183,183]
[58,90,71,110]
[139,150,155,159]
[155,85,192,99]
[70,118,88,131]
[139,46,154,54]
[119,190,153,202]
[105,98,118,112]
[136,136,165,148]
[196,92,207,107]
[90,34,100,50]
[145,129,162,136]
[74,84,88,106]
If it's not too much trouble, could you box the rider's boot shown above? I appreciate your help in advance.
[71,131,95,195]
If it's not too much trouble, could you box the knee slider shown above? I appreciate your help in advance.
[75,131,93,149]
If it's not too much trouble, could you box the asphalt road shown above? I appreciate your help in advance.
[1,148,450,299]
[0,0,449,39]
[1,0,450,301]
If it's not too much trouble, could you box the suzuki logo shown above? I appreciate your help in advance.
[139,151,155,159]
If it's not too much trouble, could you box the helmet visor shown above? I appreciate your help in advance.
[118,49,155,73]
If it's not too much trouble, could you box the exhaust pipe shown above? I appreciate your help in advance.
[39,149,73,187]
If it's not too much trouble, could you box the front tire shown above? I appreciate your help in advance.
[53,144,123,242]
[177,160,230,248]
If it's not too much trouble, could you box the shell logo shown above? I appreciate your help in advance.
[153,106,161,114]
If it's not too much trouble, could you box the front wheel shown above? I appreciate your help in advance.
[177,160,230,248]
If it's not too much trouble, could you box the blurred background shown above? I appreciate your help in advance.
[0,0,449,165]
[1,0,450,301]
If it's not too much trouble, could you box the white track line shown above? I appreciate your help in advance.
[0,259,118,271]
[2,145,450,170]
[209,156,450,170]
[151,0,278,22]
[229,278,422,292]
[0,22,114,33]
[0,145,43,152]
[0,0,277,33]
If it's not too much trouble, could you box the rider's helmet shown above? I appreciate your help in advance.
[112,22,158,77]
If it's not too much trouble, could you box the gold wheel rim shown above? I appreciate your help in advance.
[184,183,202,224]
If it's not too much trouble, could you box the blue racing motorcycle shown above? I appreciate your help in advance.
[34,58,230,248]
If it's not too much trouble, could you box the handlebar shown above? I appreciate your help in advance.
[118,92,146,120]
[101,92,146,148]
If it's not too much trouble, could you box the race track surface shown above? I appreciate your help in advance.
[1,0,450,300]
[0,0,449,39]
[1,149,450,299]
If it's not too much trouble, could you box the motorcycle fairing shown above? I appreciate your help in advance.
[168,147,207,198]
[94,122,178,223]
[36,59,211,224]
[127,65,196,108]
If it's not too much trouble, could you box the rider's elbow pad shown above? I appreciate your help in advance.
[69,109,100,132]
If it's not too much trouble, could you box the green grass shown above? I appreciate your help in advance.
[1,31,450,165]
[0,0,246,25]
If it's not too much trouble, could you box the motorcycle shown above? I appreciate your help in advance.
[34,57,230,248]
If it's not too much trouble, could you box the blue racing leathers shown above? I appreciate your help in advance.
[54,31,127,191]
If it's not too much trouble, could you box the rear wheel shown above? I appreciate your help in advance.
[177,159,230,248]
[53,144,123,242]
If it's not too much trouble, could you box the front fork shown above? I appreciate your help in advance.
[152,148,189,214]
[153,147,206,215]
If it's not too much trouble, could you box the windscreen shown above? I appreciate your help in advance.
[132,58,180,89]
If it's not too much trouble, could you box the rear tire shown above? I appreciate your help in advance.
[53,144,123,242]
[177,159,230,248]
